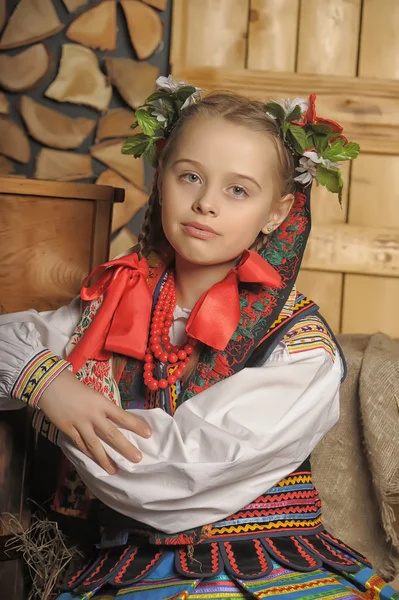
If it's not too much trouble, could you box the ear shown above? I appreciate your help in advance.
[261,193,295,235]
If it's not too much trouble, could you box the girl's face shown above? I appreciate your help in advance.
[160,116,293,267]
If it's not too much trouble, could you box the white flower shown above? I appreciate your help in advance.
[181,89,202,110]
[302,151,338,170]
[156,75,187,92]
[294,156,318,185]
[267,97,309,119]
[294,151,339,185]
[156,75,202,108]
[151,107,167,123]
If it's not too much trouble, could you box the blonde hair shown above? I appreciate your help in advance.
[137,92,295,258]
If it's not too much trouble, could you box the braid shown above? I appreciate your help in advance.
[138,190,156,257]
[138,170,169,258]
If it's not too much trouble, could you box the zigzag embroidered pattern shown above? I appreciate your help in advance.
[261,293,314,337]
[209,472,322,538]
[168,364,179,414]
[273,474,312,487]
[218,504,321,523]
[283,315,336,361]
[210,518,322,537]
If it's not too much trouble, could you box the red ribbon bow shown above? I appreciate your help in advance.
[68,250,282,373]
[67,253,152,373]
[186,249,282,350]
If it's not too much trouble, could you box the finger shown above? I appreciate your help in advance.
[77,426,118,475]
[69,428,95,460]
[94,419,143,463]
[107,405,152,438]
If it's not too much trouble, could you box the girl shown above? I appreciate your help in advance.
[0,77,397,600]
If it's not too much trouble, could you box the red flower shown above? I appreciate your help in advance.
[94,361,111,378]
[292,93,343,133]
[81,375,103,393]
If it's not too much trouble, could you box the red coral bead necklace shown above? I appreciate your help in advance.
[144,271,194,390]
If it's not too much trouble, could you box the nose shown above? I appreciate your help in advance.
[192,186,220,217]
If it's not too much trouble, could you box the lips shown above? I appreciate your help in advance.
[182,222,218,234]
[181,222,219,240]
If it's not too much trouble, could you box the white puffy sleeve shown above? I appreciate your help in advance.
[59,338,342,533]
[0,298,81,410]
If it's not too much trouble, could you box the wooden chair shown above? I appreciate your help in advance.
[0,177,124,599]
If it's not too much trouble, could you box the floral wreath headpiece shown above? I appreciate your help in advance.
[122,75,360,204]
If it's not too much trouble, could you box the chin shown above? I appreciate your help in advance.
[175,245,242,267]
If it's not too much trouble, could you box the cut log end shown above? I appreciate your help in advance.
[35,148,93,181]
[96,169,148,232]
[45,43,112,112]
[105,58,158,110]
[121,0,163,60]
[142,0,168,10]
[0,44,51,92]
[66,0,117,51]
[0,117,31,163]
[91,139,145,188]
[0,0,64,50]
[0,92,9,114]
[0,155,15,175]
[95,108,139,143]
[19,95,96,149]
[0,0,6,33]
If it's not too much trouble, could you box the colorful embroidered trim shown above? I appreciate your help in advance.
[283,315,337,361]
[279,285,297,318]
[32,410,59,444]
[11,349,72,409]
[61,534,373,593]
[209,471,322,540]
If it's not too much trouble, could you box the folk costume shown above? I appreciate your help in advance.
[0,79,397,600]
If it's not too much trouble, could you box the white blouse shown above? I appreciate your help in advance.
[0,301,342,533]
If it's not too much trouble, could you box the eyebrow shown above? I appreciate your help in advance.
[172,158,262,191]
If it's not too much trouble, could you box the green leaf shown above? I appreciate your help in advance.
[281,120,290,138]
[264,101,285,120]
[288,123,312,151]
[122,133,153,157]
[322,139,360,162]
[313,133,331,154]
[316,165,344,204]
[135,109,160,136]
[308,123,332,135]
[285,104,302,122]
[122,133,161,167]
[130,121,139,130]
[145,90,172,103]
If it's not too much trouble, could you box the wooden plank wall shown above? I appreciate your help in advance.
[170,0,399,336]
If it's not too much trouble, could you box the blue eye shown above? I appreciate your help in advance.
[230,185,247,198]
[182,173,200,183]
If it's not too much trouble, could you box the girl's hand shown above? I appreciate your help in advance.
[38,368,152,474]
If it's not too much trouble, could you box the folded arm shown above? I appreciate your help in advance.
[60,344,342,533]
